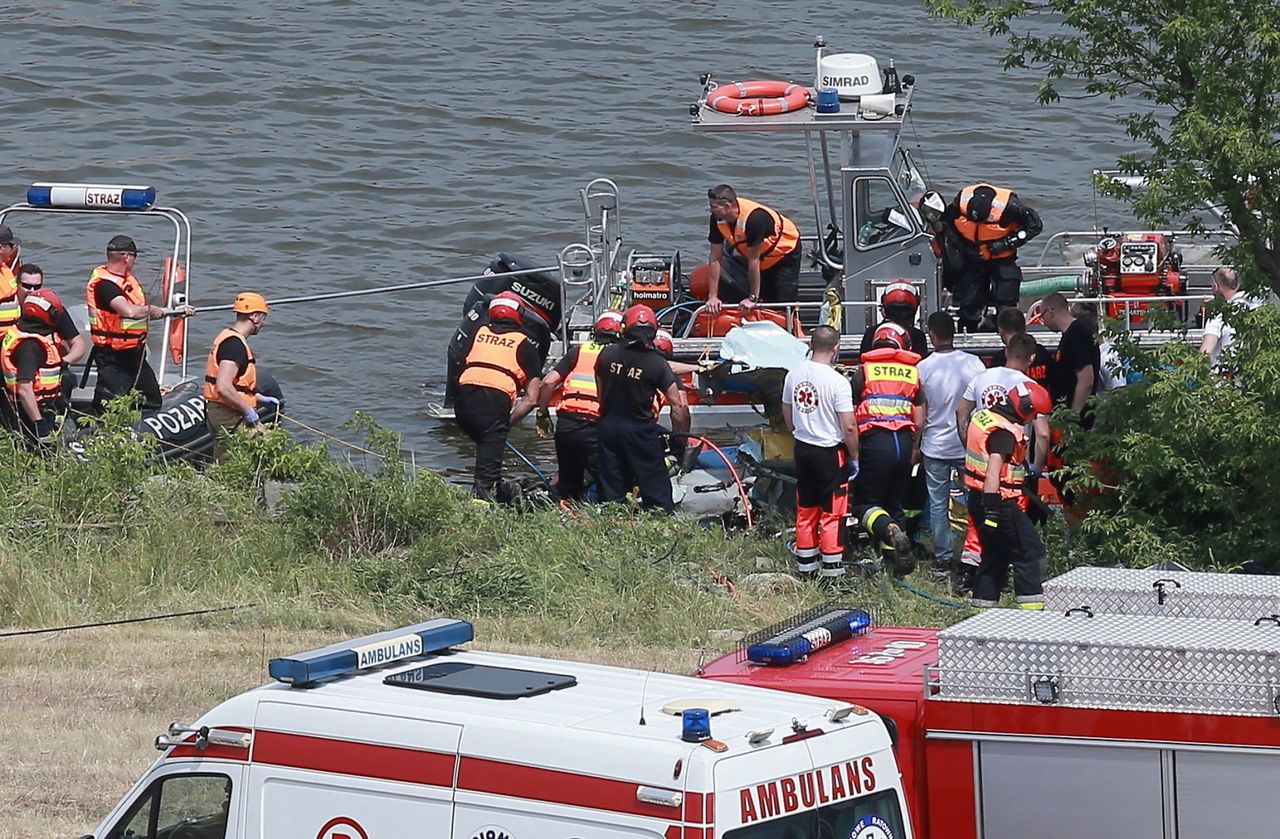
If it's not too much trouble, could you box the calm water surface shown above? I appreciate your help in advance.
[6,1,1136,472]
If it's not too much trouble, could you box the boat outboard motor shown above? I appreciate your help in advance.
[466,253,563,333]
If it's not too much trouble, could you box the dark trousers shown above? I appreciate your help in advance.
[454,385,513,500]
[717,247,801,304]
[967,489,1045,608]
[92,346,162,412]
[554,417,599,502]
[954,257,1023,331]
[597,416,673,513]
[851,428,914,523]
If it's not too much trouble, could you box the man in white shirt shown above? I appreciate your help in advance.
[915,311,985,577]
[1200,267,1264,369]
[782,325,859,580]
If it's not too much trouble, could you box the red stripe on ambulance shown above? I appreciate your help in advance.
[253,730,457,787]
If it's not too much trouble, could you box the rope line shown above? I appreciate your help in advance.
[0,604,249,637]
[276,412,431,471]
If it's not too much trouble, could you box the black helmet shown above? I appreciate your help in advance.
[966,185,998,223]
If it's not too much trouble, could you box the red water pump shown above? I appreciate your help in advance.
[1087,233,1185,323]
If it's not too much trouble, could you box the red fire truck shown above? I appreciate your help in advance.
[700,569,1280,839]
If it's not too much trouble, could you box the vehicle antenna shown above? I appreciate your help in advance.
[639,670,652,726]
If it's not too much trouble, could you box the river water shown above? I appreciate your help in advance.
[7,1,1135,474]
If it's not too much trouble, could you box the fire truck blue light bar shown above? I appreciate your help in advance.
[269,618,474,686]
[747,608,872,665]
[27,183,157,211]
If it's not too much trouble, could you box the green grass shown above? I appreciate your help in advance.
[0,411,962,654]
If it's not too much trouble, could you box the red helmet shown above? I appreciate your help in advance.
[654,329,674,358]
[488,292,523,325]
[881,280,919,310]
[21,288,63,328]
[1007,380,1051,422]
[871,321,910,351]
[623,303,657,333]
[594,309,624,340]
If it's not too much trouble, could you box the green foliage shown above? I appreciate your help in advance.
[1059,307,1280,569]
[925,0,1280,292]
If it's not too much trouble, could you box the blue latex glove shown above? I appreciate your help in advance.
[243,407,261,425]
[257,395,280,406]
[847,458,860,483]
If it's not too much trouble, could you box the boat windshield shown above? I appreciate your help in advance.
[722,789,907,839]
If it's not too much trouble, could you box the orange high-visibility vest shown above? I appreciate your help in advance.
[855,347,921,432]
[716,197,801,270]
[963,408,1028,499]
[203,328,258,405]
[0,264,18,330]
[458,326,529,401]
[1,328,63,408]
[557,342,605,420]
[953,184,1020,261]
[87,266,148,350]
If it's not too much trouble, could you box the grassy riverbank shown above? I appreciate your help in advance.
[1,414,969,835]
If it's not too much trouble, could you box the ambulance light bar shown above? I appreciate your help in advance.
[746,608,872,665]
[26,182,157,211]
[269,618,474,686]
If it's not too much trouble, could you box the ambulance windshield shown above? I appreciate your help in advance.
[724,789,906,839]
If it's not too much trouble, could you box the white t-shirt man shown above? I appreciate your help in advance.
[963,366,1033,413]
[782,359,854,447]
[917,348,985,460]
[1204,292,1265,368]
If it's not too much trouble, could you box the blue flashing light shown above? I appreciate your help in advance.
[268,618,474,687]
[26,182,157,211]
[681,708,712,743]
[747,608,873,666]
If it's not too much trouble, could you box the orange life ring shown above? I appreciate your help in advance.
[707,80,810,117]
[162,257,187,364]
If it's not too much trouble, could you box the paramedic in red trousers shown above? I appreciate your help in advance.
[455,293,543,500]
[703,184,801,316]
[849,322,924,576]
[86,234,194,413]
[964,381,1051,609]
[782,325,858,580]
[943,184,1043,332]
[534,309,624,502]
[594,304,689,513]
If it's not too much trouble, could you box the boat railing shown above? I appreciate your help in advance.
[675,299,890,339]
[1030,229,1236,270]
[1038,293,1213,332]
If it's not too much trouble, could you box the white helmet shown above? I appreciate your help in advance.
[920,191,946,222]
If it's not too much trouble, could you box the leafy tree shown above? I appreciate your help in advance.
[925,0,1280,293]
[1058,306,1280,570]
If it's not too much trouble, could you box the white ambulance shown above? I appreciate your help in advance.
[84,619,914,839]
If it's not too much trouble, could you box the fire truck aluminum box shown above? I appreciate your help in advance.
[934,609,1280,716]
[1043,566,1280,621]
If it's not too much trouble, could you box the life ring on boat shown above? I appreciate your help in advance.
[162,257,187,364]
[707,80,811,117]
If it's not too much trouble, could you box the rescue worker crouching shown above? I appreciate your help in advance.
[943,184,1043,332]
[704,184,802,316]
[535,309,624,502]
[782,325,858,581]
[455,293,543,500]
[2,289,83,447]
[849,322,924,576]
[87,235,194,413]
[204,292,276,460]
[964,380,1051,609]
[595,304,690,513]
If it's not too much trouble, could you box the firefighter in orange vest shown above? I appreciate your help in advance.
[849,322,925,576]
[942,184,1043,332]
[964,380,1051,609]
[204,292,275,460]
[87,234,194,412]
[456,293,544,500]
[534,309,624,502]
[704,184,802,317]
[1,289,72,446]
[0,225,22,333]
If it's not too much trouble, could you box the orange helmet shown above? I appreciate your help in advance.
[881,281,919,310]
[233,291,269,315]
[654,329,674,358]
[594,309,624,341]
[1007,380,1051,422]
[21,288,62,328]
[488,292,523,324]
[871,321,910,351]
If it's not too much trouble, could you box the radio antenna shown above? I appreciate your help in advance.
[639,670,652,726]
